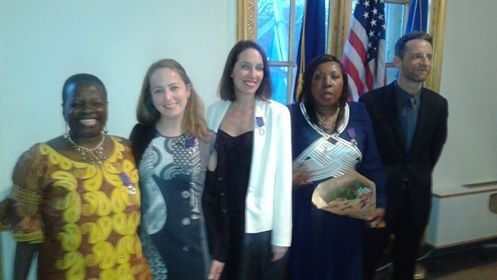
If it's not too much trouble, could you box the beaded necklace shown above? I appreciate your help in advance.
[67,134,106,165]
[316,107,340,134]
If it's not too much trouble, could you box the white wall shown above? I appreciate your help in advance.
[433,0,497,189]
[427,186,497,247]
[0,1,236,279]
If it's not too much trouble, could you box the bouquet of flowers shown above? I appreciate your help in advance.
[312,171,376,220]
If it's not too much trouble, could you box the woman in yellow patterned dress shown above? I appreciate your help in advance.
[0,74,151,280]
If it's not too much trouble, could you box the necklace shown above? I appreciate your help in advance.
[316,107,340,134]
[67,134,106,165]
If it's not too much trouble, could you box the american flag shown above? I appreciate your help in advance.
[342,0,386,100]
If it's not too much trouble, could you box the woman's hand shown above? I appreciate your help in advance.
[207,150,217,172]
[271,245,288,262]
[292,167,311,189]
[366,208,386,228]
[208,259,225,280]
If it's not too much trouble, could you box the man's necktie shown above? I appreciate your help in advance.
[405,95,417,152]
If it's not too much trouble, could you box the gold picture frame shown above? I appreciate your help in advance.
[237,0,257,41]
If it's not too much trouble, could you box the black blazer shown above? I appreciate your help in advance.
[360,82,448,227]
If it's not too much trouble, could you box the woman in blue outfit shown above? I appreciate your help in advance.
[130,59,216,280]
[288,54,387,280]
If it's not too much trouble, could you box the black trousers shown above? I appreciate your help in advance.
[222,231,288,280]
[363,226,389,280]
[363,188,426,280]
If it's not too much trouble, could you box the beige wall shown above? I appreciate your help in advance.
[1,0,497,278]
[0,1,236,278]
[433,0,497,189]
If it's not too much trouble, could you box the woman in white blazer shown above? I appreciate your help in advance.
[202,40,292,280]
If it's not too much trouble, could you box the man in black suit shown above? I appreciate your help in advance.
[360,31,448,279]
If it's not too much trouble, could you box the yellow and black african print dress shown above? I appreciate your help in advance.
[1,136,151,280]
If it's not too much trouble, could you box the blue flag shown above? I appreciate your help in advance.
[293,0,326,102]
[406,0,429,32]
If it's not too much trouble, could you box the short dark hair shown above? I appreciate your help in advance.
[218,40,272,101]
[395,31,433,58]
[62,73,107,105]
[62,73,107,119]
[298,54,350,133]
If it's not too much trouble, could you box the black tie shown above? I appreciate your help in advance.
[405,95,417,152]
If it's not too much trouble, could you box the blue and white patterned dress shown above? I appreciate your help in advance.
[139,133,215,280]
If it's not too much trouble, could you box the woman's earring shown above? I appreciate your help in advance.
[102,126,108,134]
[64,122,69,138]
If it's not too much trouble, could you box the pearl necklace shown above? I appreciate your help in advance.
[67,134,106,165]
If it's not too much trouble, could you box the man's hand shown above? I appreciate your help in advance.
[208,260,225,280]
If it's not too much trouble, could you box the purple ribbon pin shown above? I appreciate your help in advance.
[256,117,265,135]
[347,128,357,146]
[119,172,131,185]
[119,172,136,195]
[347,128,356,139]
[185,136,196,148]
[256,116,265,128]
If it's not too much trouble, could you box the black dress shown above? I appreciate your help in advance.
[216,129,253,279]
